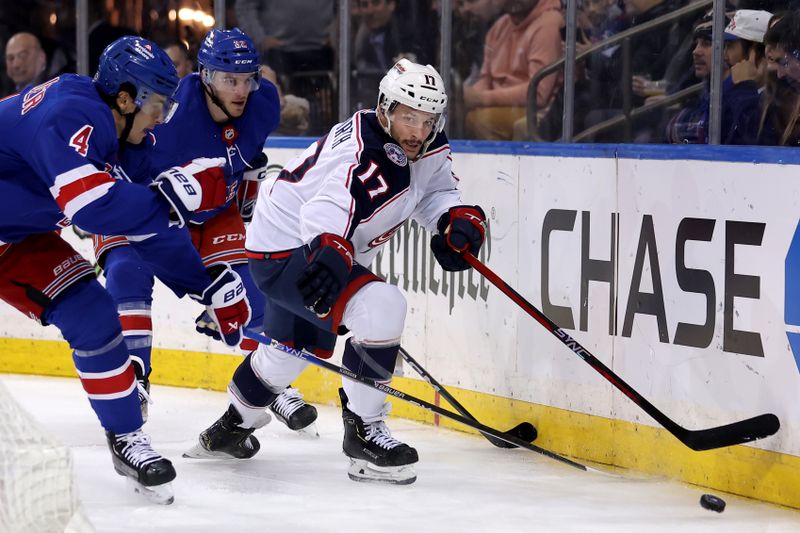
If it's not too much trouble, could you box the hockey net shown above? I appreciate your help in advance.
[0,378,93,533]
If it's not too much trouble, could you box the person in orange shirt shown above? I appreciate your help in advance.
[463,0,564,140]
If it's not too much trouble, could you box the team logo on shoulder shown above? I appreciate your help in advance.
[384,143,407,167]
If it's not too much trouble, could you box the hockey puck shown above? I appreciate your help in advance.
[699,494,726,513]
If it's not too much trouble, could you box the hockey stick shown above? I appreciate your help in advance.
[243,330,594,472]
[398,346,537,449]
[463,253,780,451]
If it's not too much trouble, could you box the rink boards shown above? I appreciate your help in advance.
[1,141,799,509]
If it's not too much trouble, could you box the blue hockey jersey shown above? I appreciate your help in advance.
[0,75,211,296]
[149,74,280,224]
[0,75,175,242]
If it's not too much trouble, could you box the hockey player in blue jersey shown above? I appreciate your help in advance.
[190,59,487,484]
[0,36,252,503]
[93,29,318,440]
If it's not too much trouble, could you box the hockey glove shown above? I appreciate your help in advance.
[296,233,355,318]
[195,309,221,341]
[237,152,269,223]
[191,264,252,347]
[430,205,487,271]
[152,157,227,228]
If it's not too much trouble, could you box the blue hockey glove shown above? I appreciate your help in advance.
[191,265,251,347]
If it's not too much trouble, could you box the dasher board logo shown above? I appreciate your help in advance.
[784,220,800,374]
[384,143,407,167]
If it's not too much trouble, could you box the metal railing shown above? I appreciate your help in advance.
[526,0,712,142]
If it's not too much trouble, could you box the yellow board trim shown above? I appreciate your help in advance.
[2,337,798,510]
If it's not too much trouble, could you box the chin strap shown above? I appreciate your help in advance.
[117,108,139,153]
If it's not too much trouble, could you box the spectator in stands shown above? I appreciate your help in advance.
[164,42,193,78]
[352,0,428,110]
[3,32,47,94]
[582,0,693,141]
[663,10,769,145]
[454,0,505,82]
[664,18,715,143]
[773,11,800,92]
[463,0,564,140]
[260,63,312,136]
[721,9,771,144]
[234,0,334,74]
[529,0,625,141]
[88,0,136,74]
[754,12,800,145]
[578,0,624,45]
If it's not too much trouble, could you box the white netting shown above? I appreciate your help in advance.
[0,379,93,533]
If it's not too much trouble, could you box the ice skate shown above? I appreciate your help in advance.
[106,429,176,505]
[270,387,319,437]
[183,405,269,459]
[339,389,418,485]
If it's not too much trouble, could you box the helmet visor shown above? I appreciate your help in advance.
[203,69,261,94]
[137,90,179,123]
[390,107,440,132]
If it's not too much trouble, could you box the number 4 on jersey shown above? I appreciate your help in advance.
[69,125,94,156]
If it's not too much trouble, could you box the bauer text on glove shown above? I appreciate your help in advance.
[152,156,228,228]
[192,265,251,347]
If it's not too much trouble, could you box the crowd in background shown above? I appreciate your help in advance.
[3,0,800,145]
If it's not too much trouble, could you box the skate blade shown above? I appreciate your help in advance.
[347,458,417,485]
[295,421,320,438]
[182,441,256,460]
[125,477,174,505]
[182,442,237,459]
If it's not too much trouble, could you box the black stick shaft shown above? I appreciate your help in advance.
[463,253,779,451]
[398,346,525,447]
[244,330,589,471]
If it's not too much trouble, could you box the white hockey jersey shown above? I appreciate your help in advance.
[246,110,462,266]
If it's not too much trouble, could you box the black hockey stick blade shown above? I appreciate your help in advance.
[485,422,538,449]
[397,346,538,449]
[677,413,780,451]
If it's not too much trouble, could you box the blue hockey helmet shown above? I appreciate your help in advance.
[94,36,180,121]
[197,28,260,74]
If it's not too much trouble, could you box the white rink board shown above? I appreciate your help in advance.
[0,145,797,459]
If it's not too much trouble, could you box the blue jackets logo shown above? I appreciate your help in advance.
[785,220,800,374]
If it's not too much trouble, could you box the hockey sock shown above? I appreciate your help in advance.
[46,281,142,434]
[342,338,399,423]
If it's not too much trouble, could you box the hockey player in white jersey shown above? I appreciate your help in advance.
[190,59,486,484]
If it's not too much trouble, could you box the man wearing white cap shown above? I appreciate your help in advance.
[724,9,772,84]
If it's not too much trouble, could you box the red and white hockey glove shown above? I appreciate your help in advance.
[192,265,252,347]
[152,157,227,228]
[237,152,269,223]
[296,233,354,317]
[430,205,487,271]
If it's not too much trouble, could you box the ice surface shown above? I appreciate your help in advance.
[3,375,799,533]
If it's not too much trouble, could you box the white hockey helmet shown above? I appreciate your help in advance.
[377,59,448,157]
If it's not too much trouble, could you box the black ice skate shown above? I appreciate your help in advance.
[270,387,319,437]
[183,405,266,459]
[339,388,418,485]
[106,429,176,505]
